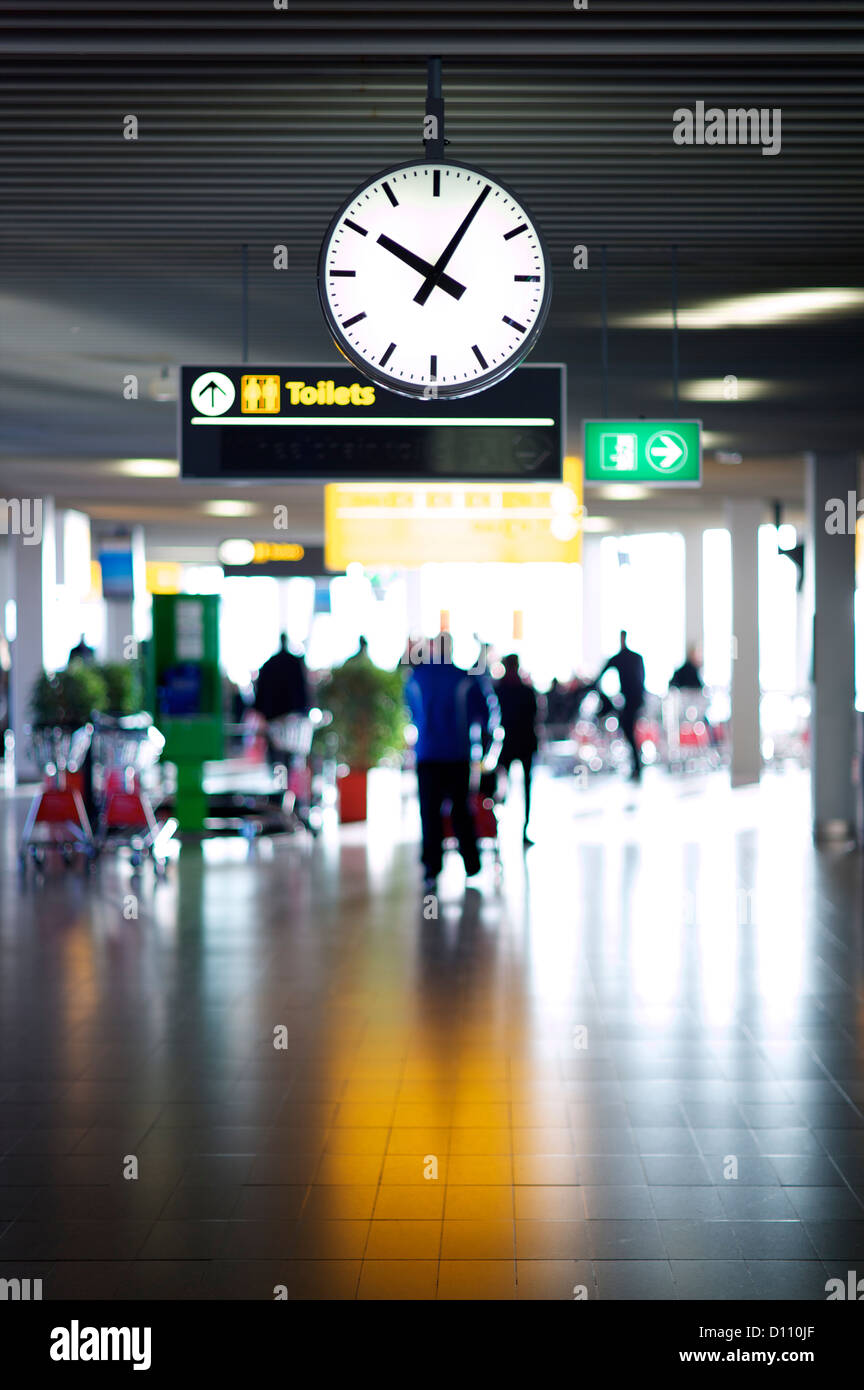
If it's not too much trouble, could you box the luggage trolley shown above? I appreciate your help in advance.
[19,724,96,873]
[92,713,176,874]
[442,727,505,877]
[266,712,321,834]
[662,689,716,773]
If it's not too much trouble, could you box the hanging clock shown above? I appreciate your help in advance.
[317,159,552,400]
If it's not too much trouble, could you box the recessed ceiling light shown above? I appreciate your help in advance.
[217,538,256,566]
[617,288,864,330]
[595,485,651,502]
[581,515,616,532]
[678,378,774,402]
[147,367,178,402]
[204,500,258,518]
[114,458,179,477]
[550,515,580,541]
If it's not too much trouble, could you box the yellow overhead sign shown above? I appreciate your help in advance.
[251,542,304,563]
[146,561,182,595]
[325,459,583,569]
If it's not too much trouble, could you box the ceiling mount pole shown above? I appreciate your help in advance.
[424,57,446,159]
[601,244,609,418]
[241,242,249,364]
[671,244,679,417]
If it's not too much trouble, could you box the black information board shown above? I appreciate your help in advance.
[220,544,335,579]
[180,364,563,483]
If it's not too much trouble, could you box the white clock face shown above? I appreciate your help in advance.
[318,161,551,399]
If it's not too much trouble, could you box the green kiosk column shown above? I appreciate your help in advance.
[148,593,223,832]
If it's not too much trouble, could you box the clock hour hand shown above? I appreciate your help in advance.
[376,234,466,300]
[414,184,491,305]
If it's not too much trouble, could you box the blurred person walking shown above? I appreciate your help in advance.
[254,633,309,765]
[494,654,539,845]
[670,647,704,692]
[68,632,95,664]
[597,630,646,782]
[254,633,309,719]
[406,632,498,892]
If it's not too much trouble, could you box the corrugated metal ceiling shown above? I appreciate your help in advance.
[0,2,861,527]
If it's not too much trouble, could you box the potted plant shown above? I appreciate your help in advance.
[29,662,108,729]
[316,649,406,822]
[96,660,143,717]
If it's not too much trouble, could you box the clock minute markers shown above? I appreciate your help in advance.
[319,160,549,398]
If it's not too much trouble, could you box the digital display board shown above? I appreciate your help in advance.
[218,542,336,579]
[179,364,564,483]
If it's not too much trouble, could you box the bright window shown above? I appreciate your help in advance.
[703,528,732,690]
[599,533,685,693]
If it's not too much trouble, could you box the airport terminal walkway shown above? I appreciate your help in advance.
[1,768,863,1300]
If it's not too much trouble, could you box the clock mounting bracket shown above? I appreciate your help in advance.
[423,56,449,161]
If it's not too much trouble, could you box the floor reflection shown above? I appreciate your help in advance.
[0,765,862,1300]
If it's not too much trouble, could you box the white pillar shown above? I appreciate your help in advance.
[806,452,858,841]
[0,538,11,626]
[683,523,704,660]
[404,568,423,634]
[277,577,293,638]
[581,533,604,676]
[10,497,56,781]
[104,601,133,662]
[100,525,146,660]
[725,499,763,786]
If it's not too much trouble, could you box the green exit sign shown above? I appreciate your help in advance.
[583,419,702,486]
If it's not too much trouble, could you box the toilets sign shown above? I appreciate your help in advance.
[583,419,702,486]
[180,364,564,483]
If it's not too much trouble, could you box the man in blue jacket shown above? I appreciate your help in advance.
[406,633,498,891]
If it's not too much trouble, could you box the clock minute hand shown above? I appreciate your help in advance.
[413,183,491,306]
[376,234,466,300]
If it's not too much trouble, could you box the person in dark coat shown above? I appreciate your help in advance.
[406,632,497,891]
[670,648,704,691]
[254,633,309,720]
[68,633,95,664]
[494,654,539,844]
[597,630,646,781]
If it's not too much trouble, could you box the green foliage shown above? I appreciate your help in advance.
[97,661,142,715]
[29,658,145,726]
[29,661,107,728]
[316,652,406,769]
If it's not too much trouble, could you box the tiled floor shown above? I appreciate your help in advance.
[1,765,863,1299]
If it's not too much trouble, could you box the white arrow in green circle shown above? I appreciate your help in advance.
[646,430,688,472]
